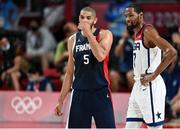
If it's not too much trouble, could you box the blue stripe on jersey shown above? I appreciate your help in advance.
[145,48,150,74]
[146,47,155,124]
[146,120,164,127]
[147,48,150,70]
[146,48,155,124]
[127,118,164,127]
[126,118,144,122]
[149,82,155,123]
[142,33,149,49]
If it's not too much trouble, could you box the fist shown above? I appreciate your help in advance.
[78,22,90,31]
[55,103,63,116]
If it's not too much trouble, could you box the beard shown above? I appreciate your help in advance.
[127,24,136,31]
[126,20,139,31]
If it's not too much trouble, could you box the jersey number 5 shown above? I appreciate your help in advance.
[84,54,89,64]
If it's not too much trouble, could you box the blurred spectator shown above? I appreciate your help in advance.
[163,66,180,119]
[54,22,77,80]
[171,88,180,118]
[0,0,18,30]
[26,63,54,92]
[162,60,180,103]
[26,20,56,70]
[171,27,180,103]
[110,28,134,92]
[171,26,180,68]
[105,0,132,37]
[43,4,64,28]
[105,0,132,79]
[0,37,29,90]
[162,25,180,119]
[163,25,180,102]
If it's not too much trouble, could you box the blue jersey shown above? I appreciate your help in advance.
[72,29,110,90]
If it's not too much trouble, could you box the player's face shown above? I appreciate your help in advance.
[79,10,97,29]
[124,7,141,30]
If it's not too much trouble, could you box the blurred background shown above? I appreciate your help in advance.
[0,0,179,128]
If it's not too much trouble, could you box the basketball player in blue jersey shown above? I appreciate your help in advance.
[55,6,116,128]
[124,4,177,129]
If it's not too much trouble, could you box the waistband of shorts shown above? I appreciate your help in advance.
[134,75,162,82]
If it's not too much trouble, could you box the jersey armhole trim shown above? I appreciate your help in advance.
[72,33,76,53]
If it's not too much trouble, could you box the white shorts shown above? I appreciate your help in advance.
[126,75,166,127]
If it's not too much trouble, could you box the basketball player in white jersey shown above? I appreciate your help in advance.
[124,4,177,129]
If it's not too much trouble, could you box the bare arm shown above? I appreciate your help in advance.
[58,36,74,103]
[79,22,113,62]
[141,26,177,85]
[55,35,75,116]
[145,26,177,78]
[86,29,113,62]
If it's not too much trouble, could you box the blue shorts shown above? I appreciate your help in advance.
[67,87,116,128]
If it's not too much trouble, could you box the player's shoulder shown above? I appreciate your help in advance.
[99,29,112,37]
[144,24,157,34]
[100,29,112,34]
[67,32,78,49]
[68,32,78,43]
[143,24,159,37]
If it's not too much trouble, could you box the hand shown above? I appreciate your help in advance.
[55,101,63,116]
[78,22,91,36]
[140,73,156,86]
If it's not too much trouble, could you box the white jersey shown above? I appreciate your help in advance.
[126,24,166,128]
[133,24,161,80]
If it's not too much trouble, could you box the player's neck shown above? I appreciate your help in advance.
[134,22,144,35]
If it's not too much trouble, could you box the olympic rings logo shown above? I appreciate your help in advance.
[11,96,42,114]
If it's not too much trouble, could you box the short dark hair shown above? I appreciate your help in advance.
[127,3,143,14]
[81,6,96,17]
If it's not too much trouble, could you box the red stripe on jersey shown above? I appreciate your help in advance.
[103,54,115,121]
[134,33,142,40]
[97,29,115,119]
[134,24,144,40]
[134,23,154,41]
[96,29,111,88]
[103,54,110,86]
